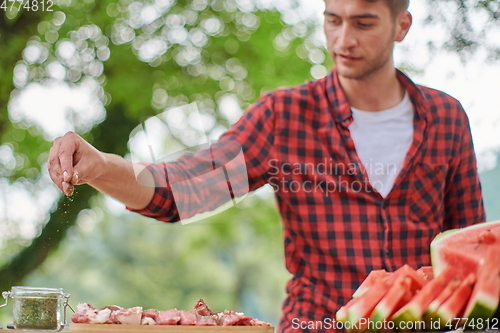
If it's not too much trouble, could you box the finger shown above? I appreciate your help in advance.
[57,132,79,181]
[48,138,65,191]
[68,151,89,186]
[62,182,75,196]
[72,158,92,185]
[49,167,65,193]
[67,184,74,196]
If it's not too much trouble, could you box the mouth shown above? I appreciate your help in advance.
[335,53,362,62]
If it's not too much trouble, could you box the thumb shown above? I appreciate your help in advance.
[71,170,80,185]
[72,158,94,185]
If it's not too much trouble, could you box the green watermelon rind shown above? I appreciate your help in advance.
[345,318,363,333]
[346,306,364,333]
[391,304,420,325]
[336,306,348,323]
[433,294,469,327]
[434,303,461,324]
[430,312,453,331]
[347,304,373,333]
[466,300,498,323]
[424,298,446,319]
[430,228,461,275]
[423,308,434,319]
[370,304,390,326]
[464,287,499,320]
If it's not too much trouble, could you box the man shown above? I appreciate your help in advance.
[48,0,485,332]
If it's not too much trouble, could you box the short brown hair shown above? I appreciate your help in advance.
[366,0,410,17]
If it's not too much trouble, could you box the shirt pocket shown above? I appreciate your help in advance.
[408,163,447,224]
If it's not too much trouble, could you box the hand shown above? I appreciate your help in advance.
[48,131,107,196]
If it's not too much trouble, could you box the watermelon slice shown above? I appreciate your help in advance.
[396,287,413,311]
[339,221,500,332]
[431,220,500,277]
[352,269,389,298]
[390,264,427,293]
[346,265,425,332]
[416,266,434,281]
[391,265,457,324]
[337,297,359,324]
[371,276,411,325]
[347,274,397,332]
[424,277,461,319]
[463,246,500,323]
[432,273,475,326]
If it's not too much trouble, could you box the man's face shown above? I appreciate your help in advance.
[323,0,410,80]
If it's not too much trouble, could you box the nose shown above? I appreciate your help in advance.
[336,23,357,50]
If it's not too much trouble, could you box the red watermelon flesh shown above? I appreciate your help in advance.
[463,246,500,321]
[398,264,428,292]
[416,266,434,281]
[371,276,411,324]
[347,273,397,332]
[391,265,458,323]
[435,246,481,279]
[396,287,413,310]
[433,273,476,325]
[352,269,390,298]
[346,265,423,332]
[431,221,500,277]
[342,221,500,330]
[424,277,461,319]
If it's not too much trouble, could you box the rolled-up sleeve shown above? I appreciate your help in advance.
[127,94,276,222]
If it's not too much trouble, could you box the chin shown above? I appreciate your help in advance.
[337,67,363,80]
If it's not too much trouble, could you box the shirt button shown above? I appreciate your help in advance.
[385,250,392,257]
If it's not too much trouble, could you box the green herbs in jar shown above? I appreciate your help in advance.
[13,296,59,330]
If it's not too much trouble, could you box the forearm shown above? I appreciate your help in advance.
[88,153,155,210]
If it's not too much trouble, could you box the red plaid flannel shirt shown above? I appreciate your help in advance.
[130,68,485,332]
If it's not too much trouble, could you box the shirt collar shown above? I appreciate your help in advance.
[325,67,427,126]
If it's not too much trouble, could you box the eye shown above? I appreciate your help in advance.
[357,22,373,28]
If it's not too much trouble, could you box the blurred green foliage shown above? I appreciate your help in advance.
[0,0,331,328]
[423,0,500,61]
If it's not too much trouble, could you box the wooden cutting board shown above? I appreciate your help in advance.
[70,324,275,332]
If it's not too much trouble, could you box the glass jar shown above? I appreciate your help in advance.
[1,286,71,331]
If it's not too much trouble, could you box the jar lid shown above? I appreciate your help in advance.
[10,286,65,298]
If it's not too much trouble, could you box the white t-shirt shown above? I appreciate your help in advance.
[348,91,414,197]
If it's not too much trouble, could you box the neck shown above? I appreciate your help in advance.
[338,64,405,112]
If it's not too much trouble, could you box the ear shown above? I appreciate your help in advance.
[395,11,412,42]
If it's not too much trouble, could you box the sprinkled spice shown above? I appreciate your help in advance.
[13,296,59,330]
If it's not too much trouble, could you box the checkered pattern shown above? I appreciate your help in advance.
[130,68,485,333]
